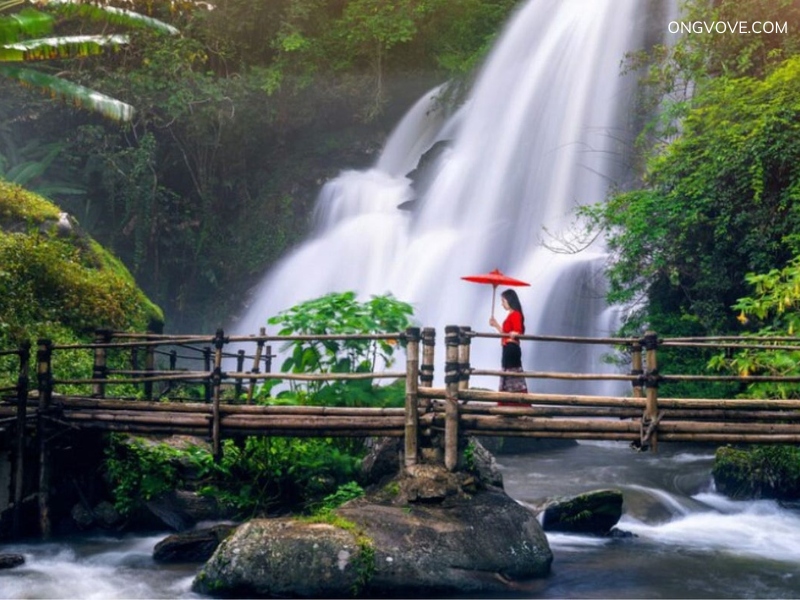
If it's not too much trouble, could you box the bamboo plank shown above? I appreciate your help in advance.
[470,369,638,381]
[57,397,405,416]
[224,371,405,381]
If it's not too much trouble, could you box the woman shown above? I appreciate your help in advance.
[489,288,528,395]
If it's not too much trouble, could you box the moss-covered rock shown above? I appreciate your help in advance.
[193,466,553,598]
[540,489,624,534]
[0,180,162,352]
[713,445,800,501]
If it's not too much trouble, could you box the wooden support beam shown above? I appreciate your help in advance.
[12,341,30,538]
[36,338,53,539]
[404,327,420,468]
[444,325,460,471]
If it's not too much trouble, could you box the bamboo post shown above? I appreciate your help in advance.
[265,344,273,374]
[630,340,643,398]
[420,327,435,411]
[212,328,225,461]
[404,327,421,467]
[12,340,31,538]
[144,334,155,400]
[444,325,460,471]
[234,350,245,400]
[169,350,177,371]
[130,346,139,377]
[458,326,472,391]
[246,327,266,405]
[91,329,110,398]
[36,338,53,539]
[203,346,212,402]
[643,331,660,452]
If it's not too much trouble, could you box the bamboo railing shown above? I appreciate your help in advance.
[4,325,800,538]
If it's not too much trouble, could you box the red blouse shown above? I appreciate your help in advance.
[502,310,524,345]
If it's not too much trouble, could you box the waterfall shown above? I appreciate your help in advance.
[233,0,671,392]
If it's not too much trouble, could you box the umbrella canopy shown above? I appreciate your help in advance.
[461,268,530,318]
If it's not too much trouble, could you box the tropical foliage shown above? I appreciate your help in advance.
[588,0,800,493]
[708,255,800,399]
[261,291,414,407]
[0,0,187,121]
[587,7,800,339]
[105,434,362,518]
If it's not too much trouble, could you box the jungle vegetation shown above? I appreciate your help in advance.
[582,0,800,487]
[0,0,521,332]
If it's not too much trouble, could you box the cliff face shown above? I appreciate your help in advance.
[0,179,163,353]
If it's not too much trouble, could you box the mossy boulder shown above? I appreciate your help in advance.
[193,466,553,597]
[193,519,370,598]
[540,489,624,534]
[0,180,163,355]
[713,445,800,501]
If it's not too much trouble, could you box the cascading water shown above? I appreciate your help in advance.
[232,0,671,391]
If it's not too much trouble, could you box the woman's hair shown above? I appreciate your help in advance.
[501,289,525,331]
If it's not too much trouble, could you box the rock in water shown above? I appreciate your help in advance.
[193,465,553,597]
[540,488,624,534]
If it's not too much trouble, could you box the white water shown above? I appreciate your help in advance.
[232,0,667,392]
[6,443,800,598]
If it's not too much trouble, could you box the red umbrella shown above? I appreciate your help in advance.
[461,268,530,318]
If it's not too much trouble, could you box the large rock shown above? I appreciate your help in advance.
[0,553,24,569]
[540,489,624,534]
[153,524,236,563]
[144,490,225,532]
[193,466,552,597]
[193,520,368,598]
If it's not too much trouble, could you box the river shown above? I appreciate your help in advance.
[3,440,800,598]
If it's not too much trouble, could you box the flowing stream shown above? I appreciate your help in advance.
[4,442,800,598]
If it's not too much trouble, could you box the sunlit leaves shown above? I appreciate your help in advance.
[0,33,128,61]
[0,6,52,44]
[265,291,413,406]
[706,256,800,398]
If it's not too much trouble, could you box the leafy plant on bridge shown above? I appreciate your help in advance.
[263,291,414,408]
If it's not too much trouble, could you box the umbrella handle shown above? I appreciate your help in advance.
[491,285,498,320]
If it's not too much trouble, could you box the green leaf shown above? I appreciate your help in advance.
[0,64,134,121]
[0,33,129,61]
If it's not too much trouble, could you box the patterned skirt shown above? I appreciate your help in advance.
[499,343,527,393]
[500,367,528,393]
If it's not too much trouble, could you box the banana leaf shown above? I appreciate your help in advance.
[0,64,134,121]
[43,0,179,35]
[0,33,128,61]
[0,7,54,44]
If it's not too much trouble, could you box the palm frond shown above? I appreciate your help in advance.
[0,7,53,44]
[0,64,134,121]
[0,33,128,61]
[43,0,179,35]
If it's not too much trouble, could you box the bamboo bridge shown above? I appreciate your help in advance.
[3,325,800,537]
